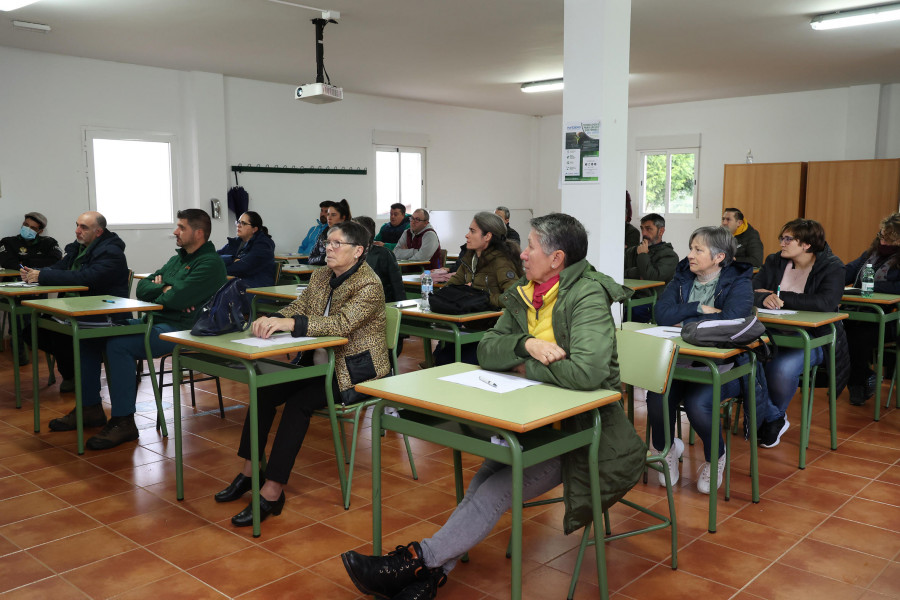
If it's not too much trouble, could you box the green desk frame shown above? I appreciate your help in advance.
[623,322,759,532]
[160,330,347,537]
[393,299,502,367]
[24,295,165,455]
[357,363,620,600]
[840,294,900,421]
[622,279,664,323]
[758,311,845,469]
[247,284,304,321]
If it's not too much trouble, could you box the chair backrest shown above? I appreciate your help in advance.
[273,260,283,285]
[440,248,448,269]
[615,329,678,394]
[127,269,134,297]
[384,306,401,373]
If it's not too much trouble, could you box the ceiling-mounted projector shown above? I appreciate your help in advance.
[294,14,343,104]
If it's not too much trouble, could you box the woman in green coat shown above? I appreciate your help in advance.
[340,213,646,600]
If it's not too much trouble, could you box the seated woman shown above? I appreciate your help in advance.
[753,218,847,447]
[214,220,390,526]
[432,211,523,365]
[217,211,276,290]
[340,213,645,600]
[307,199,351,265]
[844,213,900,405]
[649,226,755,494]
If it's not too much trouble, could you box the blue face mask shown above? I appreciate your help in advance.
[19,226,37,240]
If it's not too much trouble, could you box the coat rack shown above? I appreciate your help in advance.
[230,163,367,185]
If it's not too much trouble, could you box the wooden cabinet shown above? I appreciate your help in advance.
[722,162,807,259]
[804,159,900,263]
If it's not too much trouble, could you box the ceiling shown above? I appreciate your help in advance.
[1,0,899,116]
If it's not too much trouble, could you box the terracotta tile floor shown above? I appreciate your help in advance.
[1,338,899,599]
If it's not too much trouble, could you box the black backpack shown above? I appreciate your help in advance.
[680,315,774,363]
[427,284,491,315]
[191,278,249,336]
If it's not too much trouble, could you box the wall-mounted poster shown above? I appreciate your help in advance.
[563,120,600,184]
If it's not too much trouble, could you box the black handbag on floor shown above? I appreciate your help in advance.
[427,284,491,315]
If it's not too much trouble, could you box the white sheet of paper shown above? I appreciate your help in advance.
[0,281,38,287]
[635,326,682,339]
[231,333,314,348]
[756,308,798,315]
[439,369,542,394]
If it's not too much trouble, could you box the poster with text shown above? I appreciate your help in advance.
[563,121,600,183]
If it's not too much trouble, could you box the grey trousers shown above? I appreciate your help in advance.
[420,456,563,573]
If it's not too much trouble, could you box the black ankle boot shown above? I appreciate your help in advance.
[393,567,447,600]
[214,472,265,503]
[341,541,429,599]
[231,491,285,527]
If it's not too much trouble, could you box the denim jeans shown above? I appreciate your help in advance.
[763,345,824,417]
[79,320,179,417]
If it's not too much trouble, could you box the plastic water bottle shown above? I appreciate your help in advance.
[861,263,875,298]
[420,270,433,311]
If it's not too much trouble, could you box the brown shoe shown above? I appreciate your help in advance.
[86,415,139,450]
[48,404,107,431]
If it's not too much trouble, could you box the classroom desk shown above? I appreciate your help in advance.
[840,293,900,421]
[274,253,308,264]
[23,295,164,454]
[391,298,502,366]
[623,322,759,532]
[397,259,431,273]
[622,278,665,322]
[400,273,446,299]
[134,273,234,280]
[0,282,89,408]
[0,269,20,278]
[756,310,848,469]
[246,284,306,320]
[158,329,347,537]
[356,362,621,600]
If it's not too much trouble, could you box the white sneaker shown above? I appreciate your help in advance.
[697,454,727,495]
[655,438,684,486]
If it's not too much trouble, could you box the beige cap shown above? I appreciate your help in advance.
[24,212,47,229]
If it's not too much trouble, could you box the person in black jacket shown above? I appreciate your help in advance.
[843,213,900,405]
[20,211,129,394]
[353,216,405,303]
[218,211,276,290]
[722,207,764,267]
[752,218,848,448]
[308,199,350,265]
[0,211,62,269]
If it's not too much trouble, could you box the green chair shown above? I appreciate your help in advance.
[314,306,418,509]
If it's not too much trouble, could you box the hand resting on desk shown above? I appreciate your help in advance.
[252,315,295,339]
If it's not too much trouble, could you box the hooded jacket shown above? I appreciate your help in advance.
[655,258,754,326]
[734,223,764,267]
[298,218,327,255]
[448,246,521,308]
[217,229,276,289]
[477,259,646,534]
[38,229,129,299]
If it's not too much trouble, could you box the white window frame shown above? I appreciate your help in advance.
[638,147,699,219]
[83,128,178,229]
[375,145,426,218]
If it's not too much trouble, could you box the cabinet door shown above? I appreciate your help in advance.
[723,162,807,259]
[805,159,900,263]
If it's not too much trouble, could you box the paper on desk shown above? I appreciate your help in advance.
[756,308,798,315]
[635,326,682,339]
[0,281,37,287]
[232,333,314,348]
[439,369,541,393]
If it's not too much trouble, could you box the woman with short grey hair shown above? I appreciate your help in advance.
[649,225,755,495]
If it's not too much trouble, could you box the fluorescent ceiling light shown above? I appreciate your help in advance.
[12,19,49,32]
[0,0,42,11]
[521,78,564,93]
[811,2,900,30]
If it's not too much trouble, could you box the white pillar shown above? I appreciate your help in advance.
[561,0,631,281]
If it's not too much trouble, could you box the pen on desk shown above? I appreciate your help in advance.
[102,299,116,303]
[478,375,498,388]
[776,285,781,298]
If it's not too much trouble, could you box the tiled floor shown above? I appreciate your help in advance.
[1,339,899,599]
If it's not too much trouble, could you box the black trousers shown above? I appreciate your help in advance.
[236,374,340,485]
[20,316,75,379]
[844,320,897,385]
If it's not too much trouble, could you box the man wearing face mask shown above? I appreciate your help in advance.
[0,212,62,270]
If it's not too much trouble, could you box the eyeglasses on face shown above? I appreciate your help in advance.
[409,217,427,223]
[778,235,797,245]
[325,239,359,250]
[235,220,252,227]
[877,230,900,243]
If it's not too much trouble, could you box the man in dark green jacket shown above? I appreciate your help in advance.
[54,209,227,450]
[624,212,679,321]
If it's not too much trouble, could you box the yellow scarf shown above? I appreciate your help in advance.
[734,221,749,236]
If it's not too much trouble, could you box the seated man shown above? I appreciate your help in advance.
[20,211,128,388]
[494,205,521,245]
[722,207,764,267]
[50,209,227,450]
[623,212,678,321]
[297,200,333,255]
[393,208,442,270]
[0,211,62,270]
[373,203,411,251]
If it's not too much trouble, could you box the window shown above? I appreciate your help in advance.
[375,146,425,216]
[639,148,698,216]
[84,129,177,227]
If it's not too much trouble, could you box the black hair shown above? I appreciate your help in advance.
[177,208,212,241]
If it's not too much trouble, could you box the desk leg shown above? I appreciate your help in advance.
[587,409,609,600]
[372,401,384,556]
[9,301,25,409]
[173,347,184,501]
[71,320,85,455]
[748,354,760,504]
[798,341,812,470]
[247,365,261,537]
[451,323,462,363]
[30,314,40,430]
[498,432,525,600]
[874,318,885,422]
[143,315,167,438]
[828,324,837,448]
[707,365,722,533]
